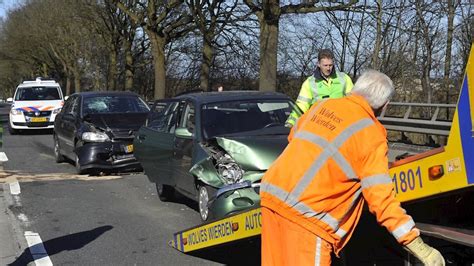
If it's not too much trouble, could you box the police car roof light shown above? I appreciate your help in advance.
[22,77,58,85]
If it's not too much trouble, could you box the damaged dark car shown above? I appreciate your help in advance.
[134,91,299,221]
[53,91,150,174]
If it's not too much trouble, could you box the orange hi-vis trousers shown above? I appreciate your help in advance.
[261,207,333,266]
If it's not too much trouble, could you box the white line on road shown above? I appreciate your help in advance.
[0,152,8,162]
[9,181,21,195]
[24,231,53,266]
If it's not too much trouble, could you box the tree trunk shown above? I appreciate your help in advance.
[73,67,81,93]
[372,0,382,69]
[42,63,48,77]
[421,39,432,104]
[107,48,118,91]
[259,18,279,92]
[66,77,72,96]
[353,2,366,78]
[444,0,455,103]
[124,40,134,91]
[148,32,166,100]
[422,62,431,104]
[200,37,213,91]
[63,64,71,96]
[340,30,347,72]
[416,2,433,104]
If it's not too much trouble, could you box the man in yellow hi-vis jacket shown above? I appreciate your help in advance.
[262,70,445,266]
[286,49,353,127]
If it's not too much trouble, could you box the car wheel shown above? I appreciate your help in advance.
[156,183,175,202]
[54,136,65,163]
[75,153,86,175]
[198,185,211,221]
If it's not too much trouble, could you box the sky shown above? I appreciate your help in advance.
[0,0,20,19]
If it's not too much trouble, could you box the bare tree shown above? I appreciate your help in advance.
[91,1,125,91]
[186,1,240,91]
[414,0,443,104]
[442,0,458,105]
[116,0,194,99]
[243,0,357,92]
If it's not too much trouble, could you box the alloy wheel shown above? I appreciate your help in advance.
[54,137,65,163]
[198,185,209,221]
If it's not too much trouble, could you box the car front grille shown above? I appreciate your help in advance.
[24,111,52,117]
[13,122,54,127]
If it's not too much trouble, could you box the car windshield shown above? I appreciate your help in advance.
[202,99,294,139]
[82,95,150,115]
[15,87,61,101]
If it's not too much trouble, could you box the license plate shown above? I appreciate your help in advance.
[30,117,48,122]
[124,144,133,153]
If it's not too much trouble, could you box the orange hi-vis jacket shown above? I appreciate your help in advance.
[260,94,419,255]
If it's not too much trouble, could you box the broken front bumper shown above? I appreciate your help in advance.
[76,141,141,172]
[210,181,261,219]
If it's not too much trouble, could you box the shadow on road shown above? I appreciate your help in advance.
[8,225,113,266]
[172,192,200,213]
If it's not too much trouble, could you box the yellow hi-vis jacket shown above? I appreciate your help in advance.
[261,95,419,255]
[286,69,353,126]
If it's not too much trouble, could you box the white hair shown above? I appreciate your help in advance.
[350,69,395,109]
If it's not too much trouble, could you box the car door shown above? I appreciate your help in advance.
[173,101,196,196]
[61,95,80,157]
[134,99,180,186]
[55,95,78,158]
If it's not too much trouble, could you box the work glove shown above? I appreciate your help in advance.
[405,237,445,266]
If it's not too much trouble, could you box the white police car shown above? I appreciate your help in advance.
[7,78,65,134]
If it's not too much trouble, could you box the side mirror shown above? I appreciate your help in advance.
[175,127,194,139]
[6,97,13,103]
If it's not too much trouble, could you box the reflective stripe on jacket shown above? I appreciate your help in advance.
[262,95,418,255]
[286,71,353,126]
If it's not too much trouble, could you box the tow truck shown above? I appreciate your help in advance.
[169,46,474,264]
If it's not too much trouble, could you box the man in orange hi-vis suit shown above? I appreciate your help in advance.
[260,70,445,266]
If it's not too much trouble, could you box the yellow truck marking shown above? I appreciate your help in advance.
[170,208,261,252]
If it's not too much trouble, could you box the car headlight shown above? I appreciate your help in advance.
[217,154,244,185]
[10,109,22,115]
[52,108,61,114]
[82,132,110,142]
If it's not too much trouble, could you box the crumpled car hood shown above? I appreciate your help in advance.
[215,135,288,171]
[84,113,148,139]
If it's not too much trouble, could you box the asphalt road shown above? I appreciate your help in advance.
[0,117,259,265]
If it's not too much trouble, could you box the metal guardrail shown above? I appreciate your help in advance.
[378,102,456,136]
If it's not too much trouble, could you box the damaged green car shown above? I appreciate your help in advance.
[134,91,298,221]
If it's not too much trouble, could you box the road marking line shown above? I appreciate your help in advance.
[9,180,21,195]
[0,152,8,162]
[24,231,53,266]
